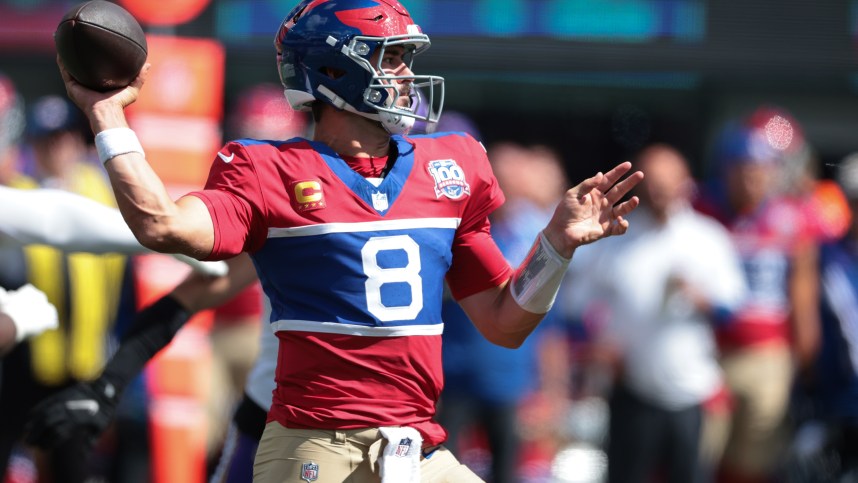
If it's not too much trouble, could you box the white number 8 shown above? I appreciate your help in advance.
[361,235,423,321]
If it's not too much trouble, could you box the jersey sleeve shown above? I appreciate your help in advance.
[445,216,513,300]
[185,142,269,260]
[445,136,513,300]
[459,135,505,230]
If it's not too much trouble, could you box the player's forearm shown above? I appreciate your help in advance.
[542,223,580,259]
[458,282,545,348]
[169,254,257,313]
[491,287,545,347]
[104,154,186,249]
[105,156,214,258]
[89,99,130,132]
[86,102,213,258]
[99,295,193,396]
[87,103,179,250]
[459,230,571,348]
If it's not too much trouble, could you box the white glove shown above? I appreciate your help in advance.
[0,284,60,342]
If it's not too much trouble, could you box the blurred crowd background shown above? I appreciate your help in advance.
[2,0,858,482]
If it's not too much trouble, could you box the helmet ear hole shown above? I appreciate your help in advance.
[320,67,347,80]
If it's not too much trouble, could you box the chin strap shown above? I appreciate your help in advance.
[316,84,415,135]
[378,110,415,135]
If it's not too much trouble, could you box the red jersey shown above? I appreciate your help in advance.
[188,133,512,446]
[717,197,813,349]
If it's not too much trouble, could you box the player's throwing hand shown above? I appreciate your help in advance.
[543,161,644,258]
[56,55,150,130]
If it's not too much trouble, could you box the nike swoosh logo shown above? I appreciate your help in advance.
[65,399,99,416]
[217,152,235,163]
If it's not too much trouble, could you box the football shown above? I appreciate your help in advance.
[54,0,148,92]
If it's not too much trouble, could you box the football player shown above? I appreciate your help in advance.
[50,0,643,481]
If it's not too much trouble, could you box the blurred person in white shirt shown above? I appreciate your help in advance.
[562,143,747,483]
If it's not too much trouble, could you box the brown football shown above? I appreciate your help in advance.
[54,1,148,92]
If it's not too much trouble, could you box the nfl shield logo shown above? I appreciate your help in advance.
[394,437,412,457]
[371,191,389,212]
[300,461,319,482]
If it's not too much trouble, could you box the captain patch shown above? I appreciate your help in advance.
[292,180,326,212]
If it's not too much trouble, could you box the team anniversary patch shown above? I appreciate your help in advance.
[427,159,470,200]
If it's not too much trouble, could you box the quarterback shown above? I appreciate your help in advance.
[50,0,642,481]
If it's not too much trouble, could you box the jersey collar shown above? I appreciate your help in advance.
[309,136,415,216]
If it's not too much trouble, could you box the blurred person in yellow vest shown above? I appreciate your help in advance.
[0,76,61,356]
[0,93,133,483]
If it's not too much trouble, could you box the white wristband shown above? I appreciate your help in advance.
[95,127,145,164]
[510,231,572,314]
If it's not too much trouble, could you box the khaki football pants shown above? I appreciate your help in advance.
[711,344,794,478]
[253,422,485,482]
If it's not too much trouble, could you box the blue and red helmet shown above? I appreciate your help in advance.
[712,106,804,172]
[274,0,444,134]
[712,121,781,170]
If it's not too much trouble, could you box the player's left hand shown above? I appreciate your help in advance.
[544,161,644,257]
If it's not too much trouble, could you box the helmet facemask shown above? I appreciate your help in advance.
[343,35,444,134]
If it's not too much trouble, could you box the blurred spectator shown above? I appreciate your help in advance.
[564,144,746,483]
[0,94,134,483]
[747,106,851,244]
[785,152,858,481]
[435,119,571,483]
[0,72,25,187]
[745,106,816,200]
[24,95,94,188]
[225,82,311,141]
[0,71,29,305]
[694,111,822,483]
